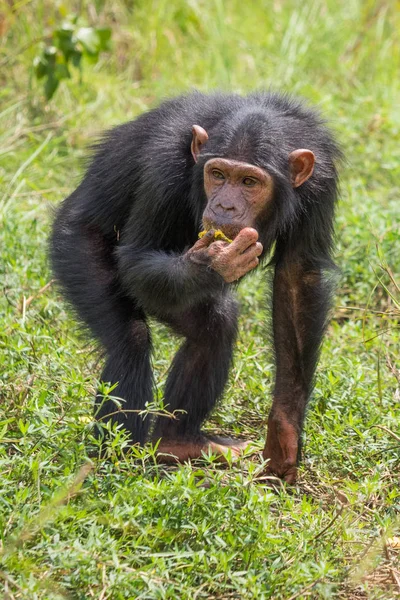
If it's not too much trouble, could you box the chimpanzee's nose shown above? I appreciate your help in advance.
[216,198,236,213]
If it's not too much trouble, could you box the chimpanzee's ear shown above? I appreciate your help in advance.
[191,125,209,163]
[289,149,315,187]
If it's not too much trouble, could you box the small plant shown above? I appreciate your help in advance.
[33,17,111,100]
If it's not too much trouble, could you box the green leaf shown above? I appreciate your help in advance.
[71,50,82,69]
[96,27,112,51]
[55,25,79,61]
[55,63,71,80]
[43,46,58,67]
[75,27,100,55]
[44,75,59,100]
[18,419,28,435]
[85,51,100,64]
[33,55,48,79]
[55,24,74,39]
[44,45,58,58]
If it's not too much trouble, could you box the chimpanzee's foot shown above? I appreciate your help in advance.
[262,409,300,484]
[155,435,251,464]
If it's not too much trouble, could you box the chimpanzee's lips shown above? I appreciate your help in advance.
[202,219,245,240]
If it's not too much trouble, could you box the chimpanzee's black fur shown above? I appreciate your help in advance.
[50,91,341,449]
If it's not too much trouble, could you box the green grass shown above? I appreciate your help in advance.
[1,1,400,598]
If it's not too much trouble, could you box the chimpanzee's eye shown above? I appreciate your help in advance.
[212,169,225,180]
[243,177,258,186]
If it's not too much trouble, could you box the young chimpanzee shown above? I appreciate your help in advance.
[51,91,341,483]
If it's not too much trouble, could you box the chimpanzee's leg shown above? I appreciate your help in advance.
[152,293,247,461]
[263,260,334,483]
[51,218,153,444]
[94,315,153,444]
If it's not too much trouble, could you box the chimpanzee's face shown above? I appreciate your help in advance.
[202,158,274,239]
[191,124,316,239]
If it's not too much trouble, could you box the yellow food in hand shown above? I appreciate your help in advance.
[198,229,232,243]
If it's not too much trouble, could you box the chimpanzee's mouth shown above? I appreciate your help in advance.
[202,219,245,240]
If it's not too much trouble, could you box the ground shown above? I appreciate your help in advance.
[0,1,399,598]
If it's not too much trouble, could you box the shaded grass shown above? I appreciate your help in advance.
[1,1,399,598]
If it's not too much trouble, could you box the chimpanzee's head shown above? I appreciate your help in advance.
[191,122,315,240]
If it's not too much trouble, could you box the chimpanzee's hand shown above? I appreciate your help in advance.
[187,228,263,283]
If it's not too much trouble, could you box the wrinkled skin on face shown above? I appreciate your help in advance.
[202,157,274,240]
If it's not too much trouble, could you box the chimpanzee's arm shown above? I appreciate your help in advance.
[263,258,334,483]
[117,228,261,317]
[117,245,226,317]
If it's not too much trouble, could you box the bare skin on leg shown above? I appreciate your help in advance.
[263,408,299,484]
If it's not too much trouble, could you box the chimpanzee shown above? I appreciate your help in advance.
[51,91,341,483]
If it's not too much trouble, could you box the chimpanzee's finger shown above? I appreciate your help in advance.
[245,257,259,271]
[227,227,258,255]
[237,256,259,275]
[240,241,263,259]
[230,243,263,269]
[224,257,259,282]
[189,230,216,252]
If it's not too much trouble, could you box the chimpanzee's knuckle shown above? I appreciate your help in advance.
[209,246,222,258]
[211,241,225,251]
